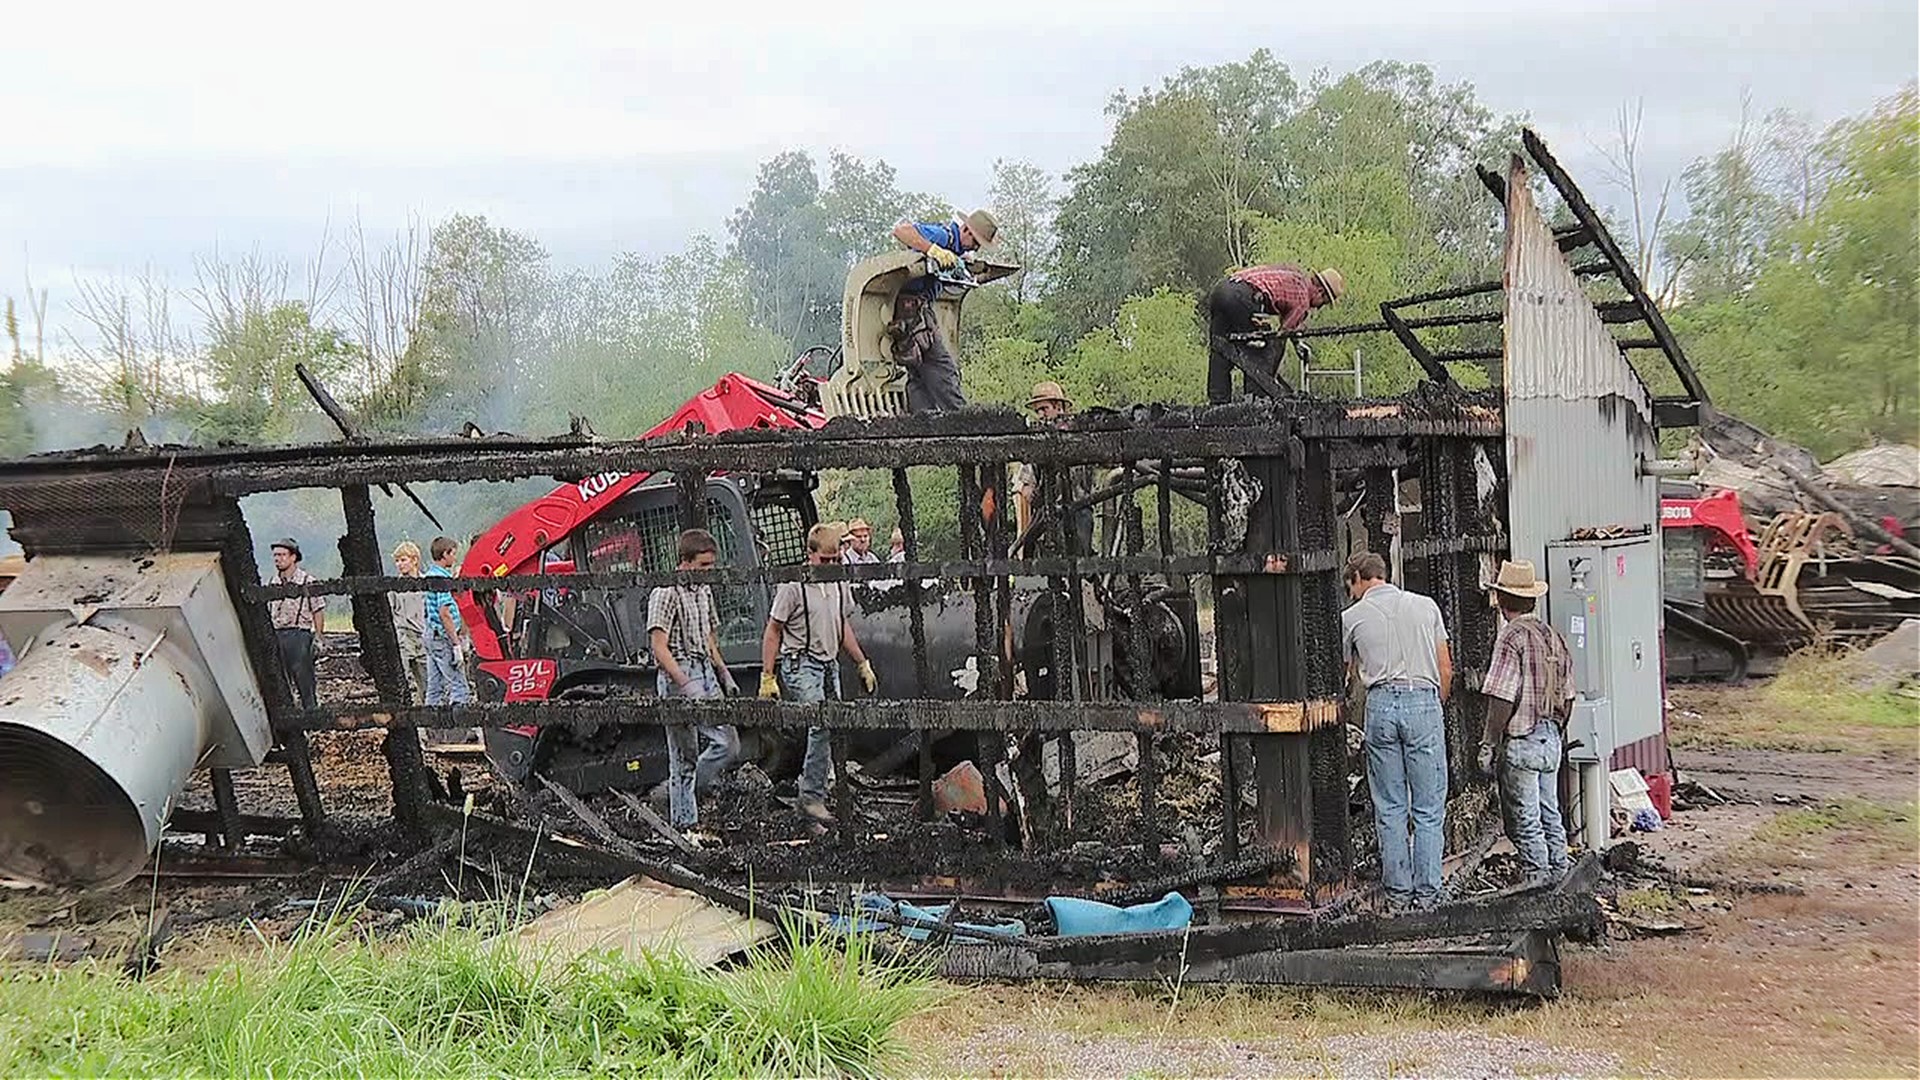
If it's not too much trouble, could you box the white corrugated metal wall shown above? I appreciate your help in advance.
[1501,156,1669,786]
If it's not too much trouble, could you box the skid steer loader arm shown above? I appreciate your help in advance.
[823,249,1020,419]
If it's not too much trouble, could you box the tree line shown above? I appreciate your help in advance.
[0,54,1912,561]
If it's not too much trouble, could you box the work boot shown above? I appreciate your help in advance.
[797,794,835,824]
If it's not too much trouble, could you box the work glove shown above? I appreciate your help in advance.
[758,671,781,700]
[925,244,959,270]
[857,659,878,695]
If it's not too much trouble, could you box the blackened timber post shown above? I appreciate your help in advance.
[891,468,936,820]
[216,499,327,836]
[341,484,429,838]
[1207,456,1241,860]
[1297,441,1351,896]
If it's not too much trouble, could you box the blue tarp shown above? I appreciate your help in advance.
[1045,891,1194,936]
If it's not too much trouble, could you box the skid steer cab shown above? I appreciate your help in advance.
[475,471,817,794]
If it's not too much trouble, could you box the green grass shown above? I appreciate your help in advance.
[0,907,938,1078]
[1754,798,1919,850]
[1669,646,1920,754]
[1615,886,1681,918]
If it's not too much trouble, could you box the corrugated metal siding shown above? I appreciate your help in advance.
[1502,161,1660,569]
[1503,158,1670,777]
[1612,732,1670,779]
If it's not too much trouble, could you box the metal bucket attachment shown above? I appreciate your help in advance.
[821,249,1019,420]
[0,554,271,888]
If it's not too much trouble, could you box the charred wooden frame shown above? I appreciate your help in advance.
[0,391,1505,901]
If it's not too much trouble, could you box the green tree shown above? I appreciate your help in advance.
[986,159,1056,303]
[411,214,551,429]
[1672,84,1918,456]
[191,301,357,443]
[727,151,932,353]
[1049,51,1297,339]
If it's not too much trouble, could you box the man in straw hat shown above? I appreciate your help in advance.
[840,518,880,565]
[1012,381,1092,555]
[1205,263,1345,404]
[887,209,999,413]
[1480,559,1576,883]
[1341,550,1453,911]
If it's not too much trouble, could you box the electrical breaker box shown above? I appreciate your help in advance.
[1544,536,1662,760]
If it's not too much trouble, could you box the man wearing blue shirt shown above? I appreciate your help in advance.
[886,210,997,413]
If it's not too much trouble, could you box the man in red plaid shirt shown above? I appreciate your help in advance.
[1479,559,1576,882]
[1206,263,1346,403]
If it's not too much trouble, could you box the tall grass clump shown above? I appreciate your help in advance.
[0,907,938,1078]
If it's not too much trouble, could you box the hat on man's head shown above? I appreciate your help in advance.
[271,538,302,560]
[848,518,872,535]
[1026,381,1071,410]
[965,209,999,246]
[1489,559,1549,598]
[1315,267,1347,303]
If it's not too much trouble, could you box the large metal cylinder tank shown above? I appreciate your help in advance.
[0,554,271,888]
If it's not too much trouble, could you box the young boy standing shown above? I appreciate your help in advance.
[647,528,741,830]
[760,522,877,822]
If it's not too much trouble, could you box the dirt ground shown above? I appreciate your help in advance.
[903,684,1920,1078]
[2,679,1913,1078]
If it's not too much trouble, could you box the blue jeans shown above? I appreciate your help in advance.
[423,632,471,706]
[778,654,839,801]
[657,660,739,829]
[1364,683,1448,906]
[1502,721,1570,878]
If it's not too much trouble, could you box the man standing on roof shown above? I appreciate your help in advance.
[1479,560,1576,884]
[267,538,326,714]
[887,209,999,414]
[1205,264,1345,404]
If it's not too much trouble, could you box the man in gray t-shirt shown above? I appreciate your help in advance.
[761,522,877,823]
[1340,551,1454,911]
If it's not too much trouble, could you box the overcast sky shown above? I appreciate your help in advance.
[1,0,1914,342]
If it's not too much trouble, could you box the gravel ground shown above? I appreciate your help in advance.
[933,1023,1622,1078]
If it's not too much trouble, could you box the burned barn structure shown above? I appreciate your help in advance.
[0,131,1698,994]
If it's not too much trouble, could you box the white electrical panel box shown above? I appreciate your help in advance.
[1544,536,1663,760]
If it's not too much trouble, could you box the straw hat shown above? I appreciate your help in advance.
[847,518,872,535]
[1315,268,1347,303]
[1026,381,1071,410]
[965,209,999,246]
[1489,559,1549,598]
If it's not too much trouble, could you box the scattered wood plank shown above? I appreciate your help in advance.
[610,789,700,857]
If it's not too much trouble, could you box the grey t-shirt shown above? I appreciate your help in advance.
[1340,582,1448,689]
[769,581,855,662]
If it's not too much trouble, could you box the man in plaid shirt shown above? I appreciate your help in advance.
[648,528,741,832]
[1479,559,1576,881]
[1205,263,1346,403]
